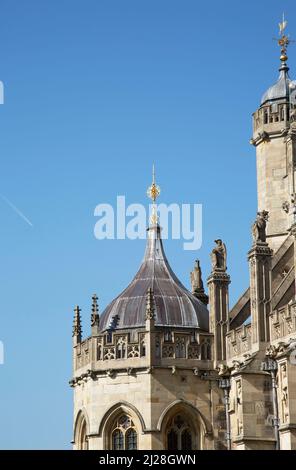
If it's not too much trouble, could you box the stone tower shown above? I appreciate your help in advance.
[227,18,296,450]
[251,23,296,252]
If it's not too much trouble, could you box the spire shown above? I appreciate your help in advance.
[147,164,160,225]
[146,287,155,320]
[73,305,82,341]
[91,294,100,331]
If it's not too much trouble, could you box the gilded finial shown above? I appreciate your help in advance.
[147,164,160,202]
[147,164,161,225]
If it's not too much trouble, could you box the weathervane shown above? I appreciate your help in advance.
[276,13,294,64]
[147,164,160,225]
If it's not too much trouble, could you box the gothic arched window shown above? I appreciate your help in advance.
[166,415,194,450]
[78,418,88,450]
[111,415,137,450]
[201,338,211,360]
[167,429,178,449]
[181,429,192,450]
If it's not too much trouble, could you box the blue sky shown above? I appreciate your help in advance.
[0,0,294,449]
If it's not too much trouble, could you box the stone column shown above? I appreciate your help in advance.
[248,241,272,346]
[207,239,231,365]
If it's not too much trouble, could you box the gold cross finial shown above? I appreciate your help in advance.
[147,164,160,202]
[147,164,161,224]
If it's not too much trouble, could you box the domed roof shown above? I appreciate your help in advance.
[99,224,209,332]
[261,65,291,105]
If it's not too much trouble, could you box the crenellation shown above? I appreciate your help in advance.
[253,102,290,134]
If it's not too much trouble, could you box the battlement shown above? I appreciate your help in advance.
[253,102,290,134]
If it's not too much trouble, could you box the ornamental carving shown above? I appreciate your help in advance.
[252,210,269,244]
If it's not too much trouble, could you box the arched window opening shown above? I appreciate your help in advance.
[166,415,194,450]
[112,429,124,450]
[201,338,211,360]
[167,429,178,450]
[78,418,88,450]
[181,429,192,450]
[164,330,172,342]
[111,414,138,450]
[175,337,186,358]
[264,110,268,124]
[126,428,137,450]
[116,338,126,359]
[140,338,146,357]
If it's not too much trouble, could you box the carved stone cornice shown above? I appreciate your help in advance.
[248,242,273,259]
[207,271,231,285]
[250,128,289,147]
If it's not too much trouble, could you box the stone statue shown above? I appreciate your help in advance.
[190,260,204,291]
[252,210,269,244]
[217,363,229,376]
[211,239,227,271]
[281,363,289,423]
[190,259,209,305]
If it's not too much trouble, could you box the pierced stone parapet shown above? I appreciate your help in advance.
[226,323,252,359]
[74,328,213,372]
[269,302,296,342]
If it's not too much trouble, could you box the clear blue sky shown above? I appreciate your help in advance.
[0,0,294,449]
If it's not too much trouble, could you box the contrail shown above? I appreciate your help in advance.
[0,194,33,227]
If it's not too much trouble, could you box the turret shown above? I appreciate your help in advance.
[251,17,296,252]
